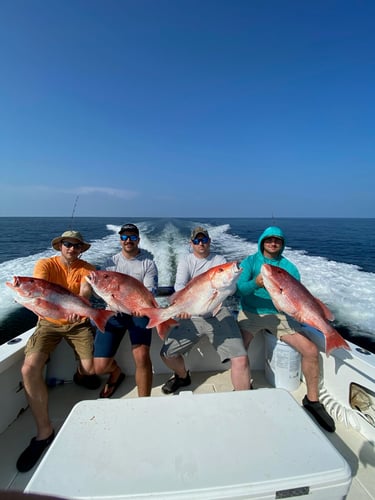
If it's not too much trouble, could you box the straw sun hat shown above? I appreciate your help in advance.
[51,230,91,252]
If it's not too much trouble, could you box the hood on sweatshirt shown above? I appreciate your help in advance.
[258,226,285,255]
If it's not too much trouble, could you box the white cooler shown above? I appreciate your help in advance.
[25,389,352,499]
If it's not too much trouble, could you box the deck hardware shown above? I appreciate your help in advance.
[276,486,309,498]
[7,338,22,345]
[355,347,371,355]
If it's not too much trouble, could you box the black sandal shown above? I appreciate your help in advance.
[100,372,126,398]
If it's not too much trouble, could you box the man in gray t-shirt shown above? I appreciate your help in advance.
[94,223,158,398]
[160,226,251,394]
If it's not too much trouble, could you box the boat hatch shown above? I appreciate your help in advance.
[350,382,375,427]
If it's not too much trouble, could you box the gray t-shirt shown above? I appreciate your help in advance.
[103,249,158,295]
[174,253,226,291]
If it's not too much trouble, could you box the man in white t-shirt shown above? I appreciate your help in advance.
[160,227,251,394]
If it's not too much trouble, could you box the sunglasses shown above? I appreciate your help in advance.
[120,234,139,242]
[264,237,283,245]
[62,241,83,249]
[192,236,209,245]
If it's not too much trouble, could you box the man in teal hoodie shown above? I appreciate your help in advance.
[237,226,335,433]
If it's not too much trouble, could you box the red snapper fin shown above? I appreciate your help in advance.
[212,303,223,317]
[325,332,351,357]
[141,307,164,329]
[314,297,335,321]
[92,309,116,333]
[155,318,179,339]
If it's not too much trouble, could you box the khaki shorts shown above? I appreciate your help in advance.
[25,318,95,360]
[237,310,301,340]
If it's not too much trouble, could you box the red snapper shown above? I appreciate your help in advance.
[143,261,242,329]
[6,276,114,332]
[260,264,350,356]
[85,270,177,339]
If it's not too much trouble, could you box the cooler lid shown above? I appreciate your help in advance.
[26,389,351,499]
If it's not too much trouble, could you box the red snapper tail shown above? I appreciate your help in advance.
[155,318,179,339]
[141,307,169,329]
[92,309,116,333]
[325,331,351,357]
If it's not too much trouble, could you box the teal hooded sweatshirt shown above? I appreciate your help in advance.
[237,226,300,314]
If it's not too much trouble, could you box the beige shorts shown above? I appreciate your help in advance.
[25,318,95,360]
[237,310,301,340]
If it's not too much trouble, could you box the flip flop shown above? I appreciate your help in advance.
[99,372,125,398]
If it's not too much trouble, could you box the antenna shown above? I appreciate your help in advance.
[70,195,79,229]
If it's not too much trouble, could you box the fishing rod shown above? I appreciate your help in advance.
[70,195,79,229]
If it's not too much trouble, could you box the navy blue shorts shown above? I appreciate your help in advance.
[94,314,152,358]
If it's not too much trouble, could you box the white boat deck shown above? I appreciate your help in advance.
[1,368,374,499]
[1,326,375,499]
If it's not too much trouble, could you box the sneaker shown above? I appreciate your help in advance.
[303,395,336,432]
[73,371,101,390]
[16,430,55,472]
[162,371,191,394]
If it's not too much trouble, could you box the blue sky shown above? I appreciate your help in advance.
[1,0,374,218]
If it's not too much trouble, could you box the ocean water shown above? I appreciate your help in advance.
[1,217,374,352]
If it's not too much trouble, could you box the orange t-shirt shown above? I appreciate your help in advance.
[33,256,96,324]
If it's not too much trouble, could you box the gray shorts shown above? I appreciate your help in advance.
[237,310,301,340]
[160,307,247,363]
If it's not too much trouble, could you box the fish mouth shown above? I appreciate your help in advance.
[86,272,95,284]
[5,276,21,291]
[234,262,242,273]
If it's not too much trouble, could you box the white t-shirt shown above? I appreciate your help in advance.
[174,253,226,292]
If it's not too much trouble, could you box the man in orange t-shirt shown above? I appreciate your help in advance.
[17,230,100,473]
